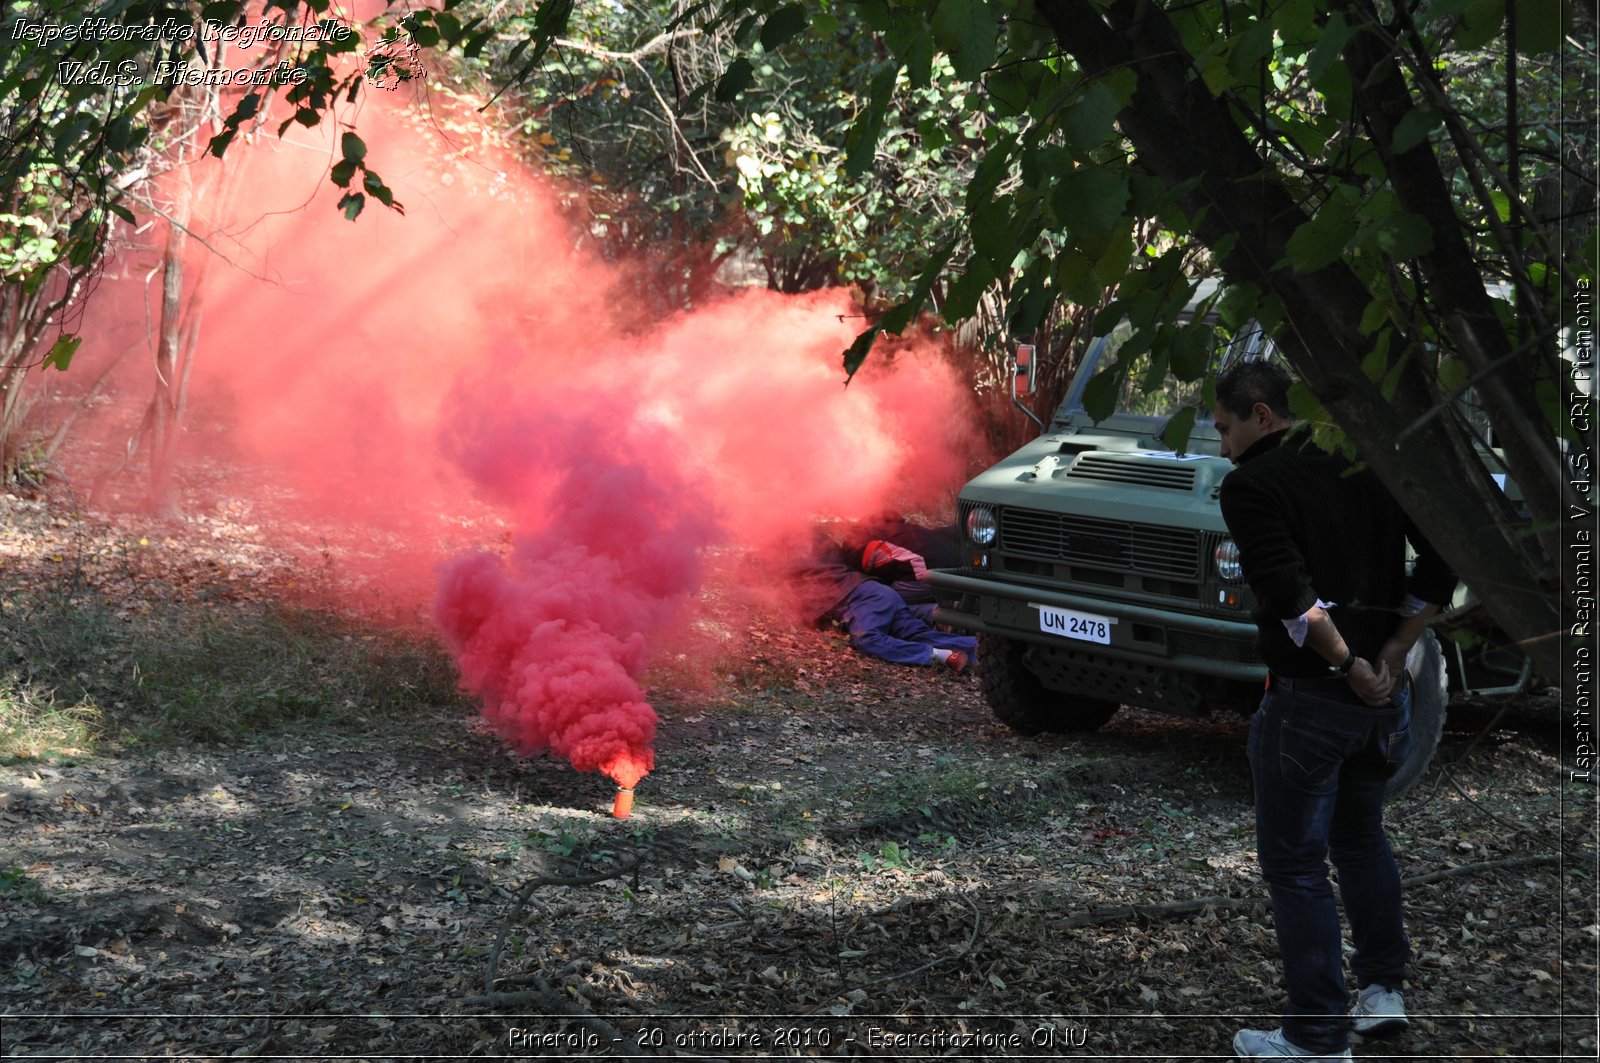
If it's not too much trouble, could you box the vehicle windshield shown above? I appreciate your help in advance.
[1053,289,1521,477]
[1102,325,1216,417]
[1057,318,1286,426]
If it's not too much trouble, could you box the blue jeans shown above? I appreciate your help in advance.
[1246,678,1413,1053]
[838,581,976,666]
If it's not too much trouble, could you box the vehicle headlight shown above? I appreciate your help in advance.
[1214,538,1243,582]
[965,505,998,547]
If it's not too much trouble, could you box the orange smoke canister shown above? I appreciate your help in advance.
[612,787,635,819]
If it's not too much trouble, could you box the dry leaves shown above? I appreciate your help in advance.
[1,492,1594,1058]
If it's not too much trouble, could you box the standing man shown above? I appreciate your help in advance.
[1212,360,1457,1061]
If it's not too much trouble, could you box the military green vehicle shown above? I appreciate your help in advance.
[928,303,1478,796]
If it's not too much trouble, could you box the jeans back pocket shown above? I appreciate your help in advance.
[1278,711,1357,795]
[1381,674,1414,778]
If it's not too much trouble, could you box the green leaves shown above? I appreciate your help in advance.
[885,13,936,87]
[970,194,1016,270]
[52,114,96,159]
[844,66,897,178]
[1284,192,1358,273]
[931,0,997,82]
[330,134,368,189]
[1453,0,1504,49]
[1168,326,1211,382]
[987,68,1031,115]
[337,193,365,221]
[715,57,755,101]
[759,5,809,50]
[1306,12,1355,85]
[1390,105,1443,154]
[42,334,80,372]
[1059,82,1121,153]
[1513,0,1571,53]
[1286,185,1434,275]
[526,0,576,69]
[1362,213,1434,260]
[1081,369,1124,424]
[843,238,957,378]
[1229,19,1276,79]
[1007,268,1056,333]
[944,259,996,320]
[882,236,958,334]
[1158,406,1197,454]
[322,133,399,217]
[362,171,401,212]
[208,128,237,160]
[1051,168,1129,239]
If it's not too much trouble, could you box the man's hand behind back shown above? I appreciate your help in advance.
[1347,657,1395,706]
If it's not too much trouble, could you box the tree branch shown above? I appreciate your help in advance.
[551,28,702,65]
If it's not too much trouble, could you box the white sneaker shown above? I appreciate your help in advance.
[1233,1027,1352,1060]
[1350,983,1409,1037]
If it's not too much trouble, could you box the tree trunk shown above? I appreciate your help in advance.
[1335,1,1571,569]
[138,76,236,516]
[1,257,92,487]
[1038,0,1564,684]
[145,162,191,518]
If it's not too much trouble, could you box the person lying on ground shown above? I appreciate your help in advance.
[792,537,976,673]
[850,517,960,626]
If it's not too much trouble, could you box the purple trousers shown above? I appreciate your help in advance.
[838,581,976,666]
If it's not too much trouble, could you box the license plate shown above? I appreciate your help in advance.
[1033,603,1115,645]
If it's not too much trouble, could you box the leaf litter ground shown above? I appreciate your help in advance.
[0,493,1595,1060]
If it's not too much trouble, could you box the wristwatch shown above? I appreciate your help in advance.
[1332,650,1357,676]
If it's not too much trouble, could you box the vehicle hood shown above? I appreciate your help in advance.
[959,430,1237,530]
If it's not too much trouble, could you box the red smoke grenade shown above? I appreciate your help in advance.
[432,388,719,792]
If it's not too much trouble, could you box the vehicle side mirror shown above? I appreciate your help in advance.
[1015,344,1035,399]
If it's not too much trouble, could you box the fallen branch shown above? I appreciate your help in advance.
[1401,853,1559,888]
[1440,769,1548,838]
[1045,854,1561,929]
[484,856,644,998]
[467,854,703,1057]
[881,892,983,985]
[1048,894,1262,929]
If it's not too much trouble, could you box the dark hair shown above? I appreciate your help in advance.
[1215,359,1294,420]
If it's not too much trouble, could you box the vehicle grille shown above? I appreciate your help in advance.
[1066,453,1198,491]
[999,509,1201,579]
[1171,631,1260,664]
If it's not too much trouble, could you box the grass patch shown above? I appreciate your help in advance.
[1,591,465,761]
[861,760,1000,809]
[0,865,49,902]
[0,686,99,764]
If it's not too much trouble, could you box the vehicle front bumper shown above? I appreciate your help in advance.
[928,570,1266,683]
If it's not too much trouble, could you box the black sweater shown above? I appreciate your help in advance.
[1218,429,1458,677]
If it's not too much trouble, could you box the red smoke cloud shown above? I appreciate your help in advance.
[57,90,987,789]
[432,381,719,787]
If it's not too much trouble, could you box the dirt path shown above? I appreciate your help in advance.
[2,639,1593,1060]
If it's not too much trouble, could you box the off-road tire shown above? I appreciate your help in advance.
[978,633,1121,735]
[1385,629,1448,799]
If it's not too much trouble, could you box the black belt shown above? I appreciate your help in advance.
[1268,672,1373,705]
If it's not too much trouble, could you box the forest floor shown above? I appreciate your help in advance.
[0,490,1596,1061]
